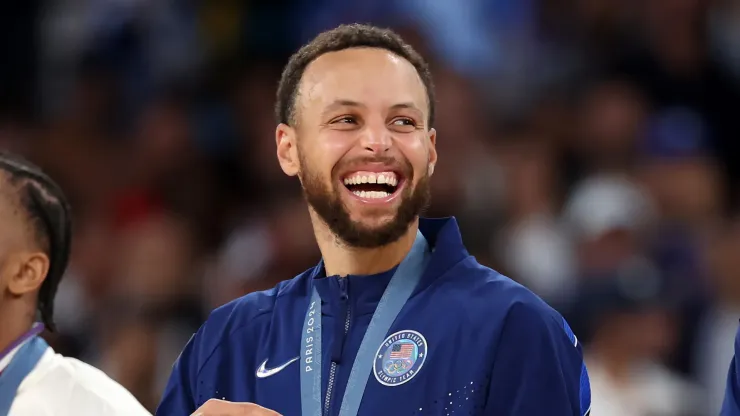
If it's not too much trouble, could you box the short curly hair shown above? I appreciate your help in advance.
[275,24,435,128]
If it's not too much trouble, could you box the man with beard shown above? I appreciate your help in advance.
[158,24,591,416]
[0,152,151,415]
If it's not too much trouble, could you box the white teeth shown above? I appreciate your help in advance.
[379,174,398,187]
[343,171,399,187]
[352,190,390,199]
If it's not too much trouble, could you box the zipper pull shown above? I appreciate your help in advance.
[338,277,348,301]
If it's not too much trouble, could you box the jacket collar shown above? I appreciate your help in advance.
[310,217,468,316]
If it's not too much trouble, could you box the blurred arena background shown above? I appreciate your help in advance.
[2,0,740,414]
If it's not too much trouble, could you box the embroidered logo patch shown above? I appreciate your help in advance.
[373,330,427,386]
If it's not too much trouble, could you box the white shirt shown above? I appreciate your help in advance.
[586,356,706,416]
[1,340,151,416]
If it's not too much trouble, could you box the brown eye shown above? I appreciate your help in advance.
[391,118,416,131]
[333,116,357,124]
[392,118,415,126]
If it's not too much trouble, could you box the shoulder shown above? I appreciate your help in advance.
[445,259,571,337]
[15,350,150,415]
[203,268,311,337]
[186,269,314,367]
[438,259,590,414]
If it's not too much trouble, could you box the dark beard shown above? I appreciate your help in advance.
[299,155,431,249]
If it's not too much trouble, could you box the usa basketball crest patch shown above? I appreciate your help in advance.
[373,330,427,386]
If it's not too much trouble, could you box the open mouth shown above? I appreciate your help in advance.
[342,171,402,200]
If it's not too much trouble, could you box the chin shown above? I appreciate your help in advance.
[347,213,399,231]
[302,168,427,248]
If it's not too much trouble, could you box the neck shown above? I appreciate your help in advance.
[0,300,35,354]
[314,216,420,277]
[0,321,34,357]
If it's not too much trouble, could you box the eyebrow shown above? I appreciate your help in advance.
[320,99,362,115]
[389,102,421,113]
[320,100,423,118]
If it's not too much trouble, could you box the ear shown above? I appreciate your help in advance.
[427,128,438,176]
[276,123,300,177]
[7,252,49,296]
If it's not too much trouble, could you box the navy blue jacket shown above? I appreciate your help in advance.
[723,324,740,415]
[157,217,591,415]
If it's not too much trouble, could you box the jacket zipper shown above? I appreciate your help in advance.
[324,278,351,415]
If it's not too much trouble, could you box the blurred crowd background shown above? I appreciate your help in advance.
[1,0,739,414]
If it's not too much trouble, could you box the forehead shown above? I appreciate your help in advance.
[298,48,427,117]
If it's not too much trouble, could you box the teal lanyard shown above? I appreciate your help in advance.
[0,336,48,416]
[300,230,430,416]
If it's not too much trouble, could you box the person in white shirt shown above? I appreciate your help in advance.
[0,151,151,416]
[575,260,706,415]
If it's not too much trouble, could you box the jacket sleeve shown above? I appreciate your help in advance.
[484,302,591,416]
[156,333,200,415]
[722,325,740,416]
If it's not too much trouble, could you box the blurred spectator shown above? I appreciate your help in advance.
[710,0,740,81]
[204,196,318,310]
[637,107,725,228]
[564,174,656,278]
[579,260,706,415]
[572,77,648,175]
[499,127,571,302]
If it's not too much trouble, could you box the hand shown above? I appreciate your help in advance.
[192,399,282,416]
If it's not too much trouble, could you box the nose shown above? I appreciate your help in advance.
[359,123,392,154]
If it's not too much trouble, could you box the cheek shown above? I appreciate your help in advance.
[0,255,19,290]
[397,135,430,179]
[0,254,7,283]
[313,132,355,171]
[325,139,354,165]
[299,136,345,179]
[0,237,12,272]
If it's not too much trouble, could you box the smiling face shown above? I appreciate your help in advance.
[276,47,437,248]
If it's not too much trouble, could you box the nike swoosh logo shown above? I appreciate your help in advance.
[255,356,300,378]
